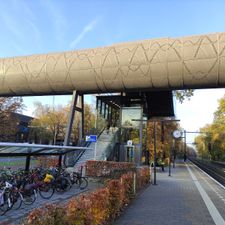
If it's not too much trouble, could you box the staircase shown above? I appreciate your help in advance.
[74,128,118,169]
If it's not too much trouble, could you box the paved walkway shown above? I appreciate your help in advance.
[114,160,225,225]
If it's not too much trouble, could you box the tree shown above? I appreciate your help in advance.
[29,101,96,145]
[29,102,68,144]
[174,89,194,103]
[213,95,225,123]
[70,104,96,144]
[83,104,96,135]
[146,121,181,162]
[0,97,24,141]
[194,125,211,159]
[195,94,225,161]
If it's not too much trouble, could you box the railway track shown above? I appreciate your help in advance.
[189,158,225,186]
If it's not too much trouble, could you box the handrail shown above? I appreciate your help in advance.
[70,141,91,166]
[97,126,106,138]
[72,126,106,166]
[65,112,119,166]
[98,128,119,160]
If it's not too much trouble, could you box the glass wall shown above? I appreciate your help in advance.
[96,98,120,135]
[121,107,142,144]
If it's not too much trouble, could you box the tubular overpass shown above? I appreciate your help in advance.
[0,32,225,96]
[1,32,225,166]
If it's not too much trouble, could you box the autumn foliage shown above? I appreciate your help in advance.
[22,163,150,225]
[86,160,136,177]
[0,97,24,141]
[36,156,59,168]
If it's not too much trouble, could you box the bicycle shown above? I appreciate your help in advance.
[70,171,88,189]
[0,181,14,215]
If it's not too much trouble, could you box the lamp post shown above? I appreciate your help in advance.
[182,130,211,161]
[169,129,182,176]
[168,140,173,176]
[153,121,157,185]
[148,118,180,184]
[133,118,180,184]
[184,130,187,161]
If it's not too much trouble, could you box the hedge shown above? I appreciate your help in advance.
[86,160,136,177]
[37,156,58,168]
[22,164,150,225]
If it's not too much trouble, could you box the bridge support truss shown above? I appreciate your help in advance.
[64,90,84,146]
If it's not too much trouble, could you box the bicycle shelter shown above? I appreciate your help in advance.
[0,142,92,171]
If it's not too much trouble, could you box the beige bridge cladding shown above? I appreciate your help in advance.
[0,32,225,96]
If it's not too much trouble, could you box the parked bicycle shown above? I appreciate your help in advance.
[0,165,88,215]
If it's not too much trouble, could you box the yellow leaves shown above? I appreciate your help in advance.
[30,101,95,144]
[146,121,180,160]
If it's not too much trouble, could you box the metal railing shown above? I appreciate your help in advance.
[99,128,119,161]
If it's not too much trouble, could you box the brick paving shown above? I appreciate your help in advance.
[114,160,225,225]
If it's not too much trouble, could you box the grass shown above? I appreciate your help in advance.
[0,159,37,168]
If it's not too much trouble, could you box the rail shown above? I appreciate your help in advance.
[189,157,225,186]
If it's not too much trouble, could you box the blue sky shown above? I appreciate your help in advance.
[1,0,225,144]
[1,0,225,57]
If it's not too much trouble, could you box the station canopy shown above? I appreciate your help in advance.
[0,142,92,157]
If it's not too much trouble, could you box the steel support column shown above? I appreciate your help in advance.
[25,148,31,172]
[64,90,79,146]
[64,91,84,147]
[58,154,62,168]
[139,108,143,166]
[79,93,84,141]
[184,130,187,157]
[25,155,31,172]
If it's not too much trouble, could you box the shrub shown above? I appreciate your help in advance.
[120,172,134,204]
[22,162,150,225]
[37,156,58,168]
[86,160,136,177]
[136,167,150,190]
[106,179,123,219]
[66,196,92,225]
[23,204,67,225]
[89,188,110,225]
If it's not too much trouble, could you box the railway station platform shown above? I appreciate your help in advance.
[114,160,225,225]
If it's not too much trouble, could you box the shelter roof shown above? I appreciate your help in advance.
[0,142,92,156]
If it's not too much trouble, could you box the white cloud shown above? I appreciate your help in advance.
[0,1,41,50]
[40,0,67,43]
[13,0,35,21]
[0,11,24,41]
[70,18,100,48]
[27,20,41,42]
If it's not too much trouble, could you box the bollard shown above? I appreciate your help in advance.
[149,166,152,183]
[133,172,136,195]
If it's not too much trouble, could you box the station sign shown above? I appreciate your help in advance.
[86,135,97,143]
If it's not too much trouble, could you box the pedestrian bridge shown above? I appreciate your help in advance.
[1,32,225,168]
[0,32,225,96]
